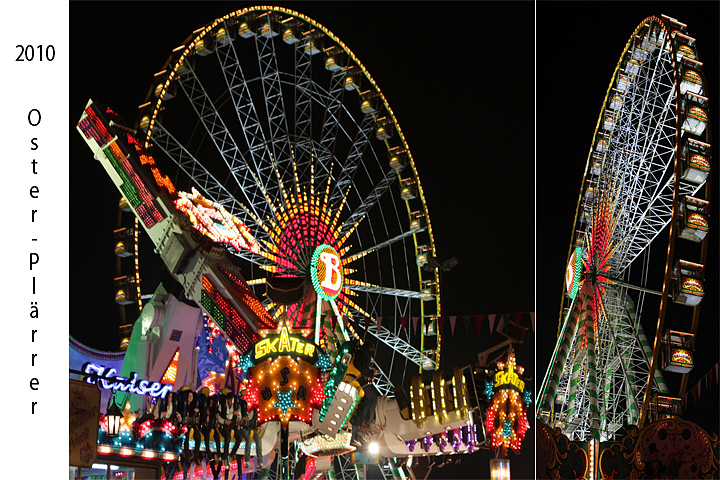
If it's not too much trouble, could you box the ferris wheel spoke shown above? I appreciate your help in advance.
[344,228,423,264]
[254,32,296,196]
[214,33,281,208]
[150,122,263,232]
[315,70,348,176]
[339,168,398,235]
[290,38,314,176]
[369,359,395,397]
[353,319,435,369]
[174,67,276,224]
[346,283,427,300]
[329,114,375,207]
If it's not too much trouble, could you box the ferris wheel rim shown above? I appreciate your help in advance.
[541,14,712,440]
[132,6,443,377]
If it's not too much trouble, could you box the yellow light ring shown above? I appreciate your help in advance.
[561,15,670,335]
[142,5,440,325]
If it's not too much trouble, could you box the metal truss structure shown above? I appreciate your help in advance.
[538,15,712,441]
[138,7,442,478]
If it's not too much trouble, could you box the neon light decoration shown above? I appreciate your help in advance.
[244,324,325,427]
[565,247,582,300]
[681,277,704,294]
[160,349,181,385]
[77,102,168,228]
[252,325,318,364]
[175,188,260,254]
[670,348,693,365]
[311,244,344,300]
[82,363,173,399]
[485,353,530,457]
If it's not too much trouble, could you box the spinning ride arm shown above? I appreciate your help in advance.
[77,100,277,352]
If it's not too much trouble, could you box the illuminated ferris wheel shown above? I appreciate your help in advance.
[137,6,440,398]
[537,15,712,441]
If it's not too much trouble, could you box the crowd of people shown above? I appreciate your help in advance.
[146,385,262,480]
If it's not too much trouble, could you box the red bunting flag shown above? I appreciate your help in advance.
[515,312,522,334]
[400,317,407,333]
[365,316,370,332]
[488,314,496,333]
[530,312,535,332]
[412,317,419,335]
[438,316,444,333]
[475,315,483,334]
[449,316,457,335]
[377,316,383,332]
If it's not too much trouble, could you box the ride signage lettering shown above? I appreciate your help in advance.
[670,348,693,365]
[494,366,525,392]
[252,325,318,364]
[82,362,174,399]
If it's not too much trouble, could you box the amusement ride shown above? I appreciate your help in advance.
[74,6,532,480]
[537,14,713,444]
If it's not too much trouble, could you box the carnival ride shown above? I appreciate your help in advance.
[76,6,492,479]
[537,15,712,442]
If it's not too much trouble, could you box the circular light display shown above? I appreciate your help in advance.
[310,244,343,300]
[565,247,582,299]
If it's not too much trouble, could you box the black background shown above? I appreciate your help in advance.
[70,2,534,479]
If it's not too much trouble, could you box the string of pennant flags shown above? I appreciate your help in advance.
[682,362,719,410]
[352,312,536,336]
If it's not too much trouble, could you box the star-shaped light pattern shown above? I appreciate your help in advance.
[239,161,381,348]
[502,420,513,438]
[316,352,332,372]
[274,389,298,418]
[484,381,494,398]
[575,174,621,343]
[245,352,325,427]
[119,401,138,433]
[239,353,254,373]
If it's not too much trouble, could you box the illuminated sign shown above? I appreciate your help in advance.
[670,348,693,365]
[494,368,525,392]
[82,363,173,399]
[175,188,261,254]
[565,247,582,299]
[311,244,343,300]
[252,325,318,364]
[486,354,530,456]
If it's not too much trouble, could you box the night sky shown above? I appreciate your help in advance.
[70,2,534,479]
[536,2,719,442]
[68,2,719,478]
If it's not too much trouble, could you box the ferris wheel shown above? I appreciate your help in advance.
[136,6,440,398]
[537,15,712,441]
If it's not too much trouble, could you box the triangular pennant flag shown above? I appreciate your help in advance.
[530,312,535,332]
[438,316,444,333]
[449,316,457,335]
[400,317,407,333]
[463,316,471,334]
[365,316,370,332]
[376,316,383,332]
[515,312,522,334]
[412,317,419,335]
[475,315,483,335]
[488,314,497,333]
